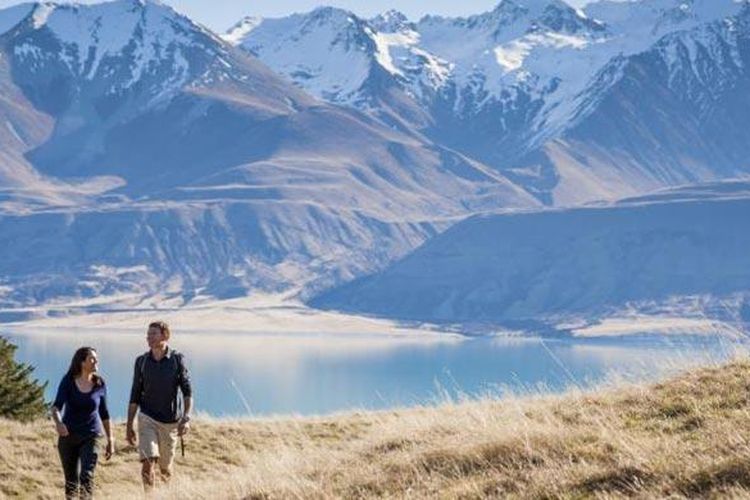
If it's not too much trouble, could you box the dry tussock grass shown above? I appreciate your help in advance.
[3,360,750,499]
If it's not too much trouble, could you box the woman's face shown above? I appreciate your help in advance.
[82,351,99,373]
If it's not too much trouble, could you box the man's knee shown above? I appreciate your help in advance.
[142,458,158,472]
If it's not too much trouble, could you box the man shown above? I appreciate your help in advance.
[126,321,193,490]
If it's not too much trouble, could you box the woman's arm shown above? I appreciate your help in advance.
[51,377,69,437]
[99,386,114,458]
[102,419,114,459]
[51,407,68,436]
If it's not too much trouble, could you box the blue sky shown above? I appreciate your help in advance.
[0,0,591,32]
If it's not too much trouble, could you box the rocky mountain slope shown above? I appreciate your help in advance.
[230,0,750,204]
[0,0,535,313]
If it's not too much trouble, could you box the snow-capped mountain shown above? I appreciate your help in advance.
[536,2,750,203]
[226,7,378,104]
[10,0,233,113]
[228,0,606,107]
[0,0,537,313]
[1,0,749,322]
[229,0,750,204]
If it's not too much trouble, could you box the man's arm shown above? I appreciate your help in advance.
[125,403,138,445]
[177,354,193,436]
[126,357,142,446]
[178,397,192,436]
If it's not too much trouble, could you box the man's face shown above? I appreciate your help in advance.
[147,326,167,349]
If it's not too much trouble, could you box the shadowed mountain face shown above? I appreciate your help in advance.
[312,181,750,326]
[230,0,750,205]
[0,0,537,310]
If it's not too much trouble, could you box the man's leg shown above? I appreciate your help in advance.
[159,463,171,483]
[78,436,100,500]
[57,435,80,500]
[141,458,158,490]
[138,414,161,491]
[157,424,179,483]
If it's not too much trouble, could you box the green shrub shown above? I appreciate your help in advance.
[0,337,47,421]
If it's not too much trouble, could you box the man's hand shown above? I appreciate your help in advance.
[105,439,115,460]
[55,422,69,437]
[177,418,190,437]
[126,425,137,446]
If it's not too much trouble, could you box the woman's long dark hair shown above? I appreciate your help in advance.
[66,347,104,387]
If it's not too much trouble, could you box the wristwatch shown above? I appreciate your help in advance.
[180,415,191,424]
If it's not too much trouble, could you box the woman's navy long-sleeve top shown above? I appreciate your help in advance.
[53,374,110,437]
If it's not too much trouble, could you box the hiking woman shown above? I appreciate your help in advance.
[51,347,114,499]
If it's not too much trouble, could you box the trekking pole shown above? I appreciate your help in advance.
[180,435,185,457]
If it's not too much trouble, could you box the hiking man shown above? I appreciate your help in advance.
[126,321,193,490]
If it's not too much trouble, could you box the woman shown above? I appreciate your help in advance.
[51,347,115,499]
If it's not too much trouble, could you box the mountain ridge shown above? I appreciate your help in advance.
[229,0,750,204]
[0,0,538,312]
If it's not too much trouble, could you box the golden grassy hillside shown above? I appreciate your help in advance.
[3,361,750,499]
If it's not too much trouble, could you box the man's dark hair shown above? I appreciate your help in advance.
[149,320,171,339]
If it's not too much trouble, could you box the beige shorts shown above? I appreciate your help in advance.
[137,412,178,471]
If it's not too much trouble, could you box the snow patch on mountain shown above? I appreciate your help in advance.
[30,2,54,28]
[223,15,263,45]
[4,120,25,145]
[23,0,198,84]
[494,32,591,72]
[231,7,374,103]
[370,28,420,77]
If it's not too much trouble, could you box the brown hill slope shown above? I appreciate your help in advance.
[3,360,750,498]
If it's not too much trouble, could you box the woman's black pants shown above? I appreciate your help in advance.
[57,434,100,499]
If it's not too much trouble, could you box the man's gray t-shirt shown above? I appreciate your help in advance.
[129,347,192,424]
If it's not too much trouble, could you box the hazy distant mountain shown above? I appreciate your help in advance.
[312,180,750,329]
[229,0,750,204]
[0,0,535,313]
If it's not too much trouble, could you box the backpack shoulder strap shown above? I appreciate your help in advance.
[138,352,149,381]
[170,350,186,419]
[172,350,185,381]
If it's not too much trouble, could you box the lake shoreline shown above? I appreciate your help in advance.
[4,328,741,420]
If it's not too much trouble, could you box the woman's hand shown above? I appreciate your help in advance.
[105,439,115,460]
[55,422,69,437]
